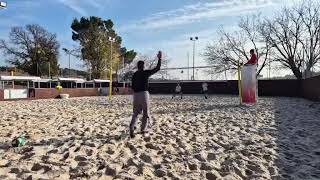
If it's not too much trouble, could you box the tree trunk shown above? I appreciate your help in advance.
[288,57,302,80]
[291,65,302,80]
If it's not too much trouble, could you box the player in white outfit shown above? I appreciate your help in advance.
[172,83,183,99]
[202,82,208,99]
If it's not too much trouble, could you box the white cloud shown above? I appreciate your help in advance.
[57,0,109,15]
[89,0,108,9]
[58,0,88,15]
[120,0,277,31]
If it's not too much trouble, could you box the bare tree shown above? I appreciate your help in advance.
[204,14,271,77]
[297,0,320,78]
[0,24,60,76]
[260,6,304,79]
[260,1,320,79]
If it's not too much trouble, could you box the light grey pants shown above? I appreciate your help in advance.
[129,91,151,133]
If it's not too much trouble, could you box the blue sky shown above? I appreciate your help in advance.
[0,0,299,78]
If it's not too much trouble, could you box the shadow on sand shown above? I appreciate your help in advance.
[273,98,320,179]
[154,103,241,114]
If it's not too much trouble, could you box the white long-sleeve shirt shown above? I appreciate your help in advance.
[202,83,208,91]
[175,85,181,92]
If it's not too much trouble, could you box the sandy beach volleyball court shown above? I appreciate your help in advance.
[0,95,319,179]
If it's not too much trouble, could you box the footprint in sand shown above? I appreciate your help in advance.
[61,152,70,160]
[139,153,153,164]
[74,155,87,161]
[9,168,20,174]
[74,146,81,152]
[187,160,199,171]
[106,148,115,155]
[47,148,59,154]
[31,163,51,173]
[86,149,94,156]
[127,144,138,154]
[154,168,167,177]
[145,143,161,150]
[78,161,90,167]
[105,164,120,176]
[126,158,139,168]
[21,152,35,160]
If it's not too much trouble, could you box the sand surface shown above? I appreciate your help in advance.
[0,95,319,180]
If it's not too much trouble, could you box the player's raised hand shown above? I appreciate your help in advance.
[157,51,162,60]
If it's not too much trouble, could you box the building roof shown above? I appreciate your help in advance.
[0,76,111,83]
[0,76,41,81]
[58,78,86,83]
[32,79,52,83]
[149,80,228,83]
[93,79,110,83]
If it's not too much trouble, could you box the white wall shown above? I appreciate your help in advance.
[4,89,28,99]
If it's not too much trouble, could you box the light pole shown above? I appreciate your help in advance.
[68,53,70,77]
[37,63,39,76]
[62,48,74,77]
[37,49,45,77]
[121,56,125,82]
[190,36,198,80]
[46,61,51,79]
[196,69,199,80]
[89,65,92,80]
[268,57,271,80]
[108,37,116,100]
[187,52,190,80]
[122,56,126,88]
[0,1,7,8]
